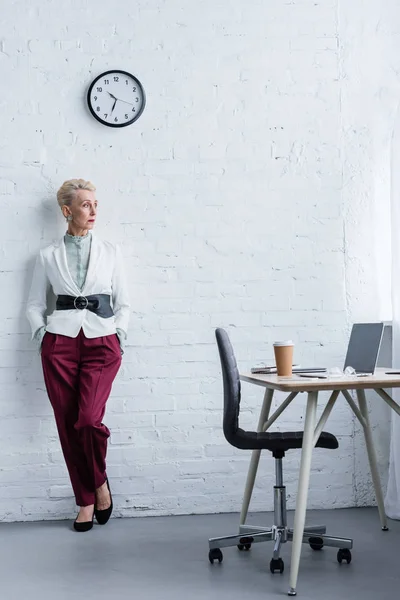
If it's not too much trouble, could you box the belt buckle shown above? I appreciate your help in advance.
[74,296,89,310]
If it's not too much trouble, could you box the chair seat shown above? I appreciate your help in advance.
[234,428,338,452]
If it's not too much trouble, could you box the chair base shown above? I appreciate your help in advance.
[209,525,352,553]
[209,520,353,592]
[208,458,353,595]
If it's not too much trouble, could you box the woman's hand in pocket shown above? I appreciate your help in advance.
[34,326,47,355]
[116,328,126,355]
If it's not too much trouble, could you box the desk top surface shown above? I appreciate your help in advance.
[239,368,400,392]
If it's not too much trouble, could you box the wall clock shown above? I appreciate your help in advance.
[87,70,146,127]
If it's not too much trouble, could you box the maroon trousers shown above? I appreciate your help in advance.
[41,329,122,506]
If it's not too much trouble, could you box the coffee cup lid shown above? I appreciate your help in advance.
[273,340,294,346]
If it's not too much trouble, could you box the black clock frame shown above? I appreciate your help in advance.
[87,69,146,128]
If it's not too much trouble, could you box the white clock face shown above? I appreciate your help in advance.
[87,70,145,127]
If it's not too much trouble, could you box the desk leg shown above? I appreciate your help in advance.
[357,389,388,531]
[288,391,318,597]
[239,388,274,526]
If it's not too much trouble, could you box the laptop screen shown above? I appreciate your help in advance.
[343,323,384,374]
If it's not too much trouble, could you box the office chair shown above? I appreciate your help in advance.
[208,328,352,578]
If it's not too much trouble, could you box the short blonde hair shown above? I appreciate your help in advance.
[57,179,96,208]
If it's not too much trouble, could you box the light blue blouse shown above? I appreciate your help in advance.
[34,232,126,351]
[64,230,92,290]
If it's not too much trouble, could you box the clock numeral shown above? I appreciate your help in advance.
[96,106,100,112]
[96,87,102,92]
[114,76,119,82]
[104,79,109,85]
[125,79,129,85]
[94,96,97,101]
[132,107,136,112]
[133,86,136,92]
[125,114,129,119]
[135,97,139,102]
[104,114,108,119]
[114,117,118,122]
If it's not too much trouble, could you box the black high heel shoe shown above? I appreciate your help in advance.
[94,478,113,525]
[73,508,94,532]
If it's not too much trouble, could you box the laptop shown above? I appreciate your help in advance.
[343,322,385,375]
[298,322,385,378]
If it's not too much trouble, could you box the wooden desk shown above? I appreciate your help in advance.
[239,368,400,596]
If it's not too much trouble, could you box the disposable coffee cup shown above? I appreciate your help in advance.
[273,341,294,376]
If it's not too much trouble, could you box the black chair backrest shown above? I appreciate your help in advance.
[215,328,339,455]
[215,328,242,447]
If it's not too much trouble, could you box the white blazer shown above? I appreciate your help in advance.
[26,233,130,339]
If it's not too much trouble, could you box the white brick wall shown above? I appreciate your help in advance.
[0,0,397,521]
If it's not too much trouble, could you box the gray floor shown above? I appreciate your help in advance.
[0,508,399,599]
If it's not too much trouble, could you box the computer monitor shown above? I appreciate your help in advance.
[343,323,384,374]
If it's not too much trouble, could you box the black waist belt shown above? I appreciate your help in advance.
[56,294,114,318]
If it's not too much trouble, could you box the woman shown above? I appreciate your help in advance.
[26,179,130,532]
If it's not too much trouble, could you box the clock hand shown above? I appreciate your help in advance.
[118,98,134,106]
[107,91,118,101]
[117,98,135,107]
[111,98,117,114]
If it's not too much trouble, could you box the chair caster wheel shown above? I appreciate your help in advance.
[309,536,324,551]
[238,536,253,551]
[270,558,284,574]
[337,548,352,564]
[237,543,252,551]
[209,548,223,564]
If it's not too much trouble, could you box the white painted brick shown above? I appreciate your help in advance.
[0,179,15,194]
[128,464,180,484]
[204,444,243,459]
[105,398,125,414]
[241,295,291,311]
[0,147,23,166]
[111,477,154,495]
[151,379,201,396]
[155,445,204,461]
[28,39,57,53]
[108,446,155,465]
[0,485,49,500]
[124,395,175,412]
[290,295,323,311]
[48,485,73,499]
[106,412,154,429]
[111,379,152,399]
[159,429,188,444]
[177,460,233,476]
[185,427,225,446]
[79,35,106,54]
[210,311,263,329]
[168,331,211,345]
[1,39,27,54]
[59,39,80,52]
[19,499,76,522]
[153,477,205,495]
[0,368,18,385]
[110,429,160,445]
